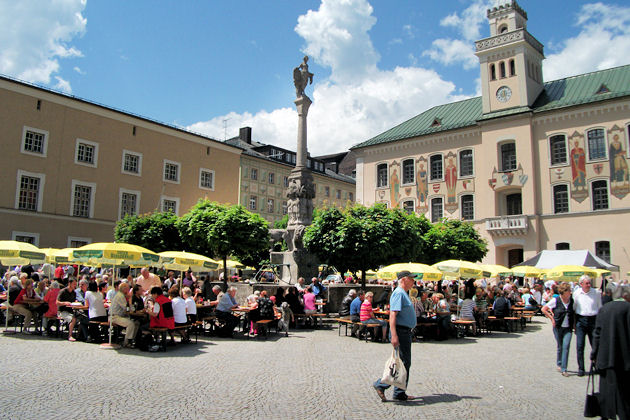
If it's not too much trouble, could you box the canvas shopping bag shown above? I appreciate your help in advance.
[381,348,407,390]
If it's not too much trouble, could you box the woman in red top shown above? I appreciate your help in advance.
[360,292,388,342]
[13,278,40,333]
[42,281,61,335]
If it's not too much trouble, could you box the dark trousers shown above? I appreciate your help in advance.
[575,315,596,372]
[374,326,412,398]
[217,311,239,336]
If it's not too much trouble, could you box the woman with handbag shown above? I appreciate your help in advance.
[542,283,574,377]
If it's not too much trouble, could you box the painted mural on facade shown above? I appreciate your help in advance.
[390,160,400,208]
[608,125,630,199]
[415,156,428,213]
[569,131,588,203]
[444,151,458,213]
[488,163,528,190]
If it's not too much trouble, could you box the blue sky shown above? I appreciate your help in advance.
[1,0,630,155]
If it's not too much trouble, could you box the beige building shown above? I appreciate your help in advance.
[0,76,242,248]
[226,127,355,224]
[352,2,630,276]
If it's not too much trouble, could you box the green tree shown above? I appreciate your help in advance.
[304,203,428,287]
[273,215,288,229]
[114,211,183,253]
[421,219,488,264]
[177,200,269,287]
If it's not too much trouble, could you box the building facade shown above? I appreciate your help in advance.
[352,2,630,276]
[0,76,242,248]
[227,127,355,225]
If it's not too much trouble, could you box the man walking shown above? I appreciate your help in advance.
[573,275,601,376]
[373,271,417,401]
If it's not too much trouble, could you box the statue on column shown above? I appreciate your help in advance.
[293,56,314,98]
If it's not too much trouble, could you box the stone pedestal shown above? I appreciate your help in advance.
[270,250,318,283]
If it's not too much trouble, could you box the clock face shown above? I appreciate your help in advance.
[496,86,512,103]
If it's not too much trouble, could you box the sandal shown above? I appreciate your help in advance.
[68,337,76,342]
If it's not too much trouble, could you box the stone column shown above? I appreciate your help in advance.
[294,95,312,168]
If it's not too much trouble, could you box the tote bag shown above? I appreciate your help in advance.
[381,348,407,390]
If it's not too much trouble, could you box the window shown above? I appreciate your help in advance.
[12,231,39,246]
[267,199,274,213]
[549,135,567,166]
[430,155,443,181]
[16,170,44,212]
[552,184,569,214]
[499,61,506,78]
[459,149,474,177]
[587,129,607,160]
[163,160,180,183]
[119,189,139,219]
[268,172,275,184]
[591,180,609,210]
[283,176,289,187]
[68,237,90,248]
[251,168,258,180]
[71,181,95,218]
[161,196,179,214]
[431,198,443,223]
[402,200,414,215]
[509,59,516,76]
[461,195,474,220]
[199,169,214,190]
[282,201,288,215]
[336,189,341,199]
[506,193,522,215]
[556,242,570,250]
[490,64,496,81]
[500,142,517,172]
[249,195,257,210]
[595,241,611,263]
[325,186,330,197]
[75,139,98,167]
[122,150,142,175]
[377,163,388,187]
[21,127,48,157]
[402,159,415,184]
[349,192,354,201]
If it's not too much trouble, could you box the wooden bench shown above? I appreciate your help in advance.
[147,327,169,351]
[249,319,275,339]
[452,319,476,338]
[296,313,325,328]
[358,322,385,342]
[335,318,354,336]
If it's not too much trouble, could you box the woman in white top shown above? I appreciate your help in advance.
[458,290,477,335]
[85,281,107,321]
[169,286,189,343]
[182,287,197,323]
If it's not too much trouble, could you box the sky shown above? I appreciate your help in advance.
[1,0,630,156]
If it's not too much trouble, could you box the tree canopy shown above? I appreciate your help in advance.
[421,219,488,264]
[114,211,183,253]
[303,203,430,286]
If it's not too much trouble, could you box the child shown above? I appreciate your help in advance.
[278,301,294,337]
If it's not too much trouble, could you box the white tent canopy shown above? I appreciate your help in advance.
[514,250,618,271]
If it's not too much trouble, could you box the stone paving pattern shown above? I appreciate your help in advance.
[0,319,588,419]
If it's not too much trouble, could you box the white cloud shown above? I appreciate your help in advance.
[423,0,492,69]
[0,0,86,87]
[188,0,467,155]
[53,76,72,93]
[544,2,630,81]
[73,66,86,75]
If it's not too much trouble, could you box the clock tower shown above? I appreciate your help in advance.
[475,1,544,114]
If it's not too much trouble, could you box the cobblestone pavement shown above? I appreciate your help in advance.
[0,318,589,420]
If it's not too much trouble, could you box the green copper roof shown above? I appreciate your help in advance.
[352,64,630,150]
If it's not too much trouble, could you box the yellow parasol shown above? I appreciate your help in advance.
[510,266,542,277]
[479,264,511,278]
[159,250,219,272]
[545,265,598,282]
[0,240,45,266]
[378,262,443,281]
[432,260,488,279]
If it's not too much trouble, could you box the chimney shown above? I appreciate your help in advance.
[239,127,252,144]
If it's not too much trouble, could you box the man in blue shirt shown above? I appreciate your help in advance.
[349,290,365,336]
[373,271,417,402]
